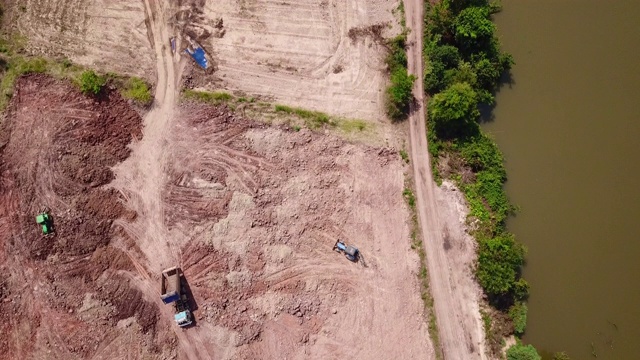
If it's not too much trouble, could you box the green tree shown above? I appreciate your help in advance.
[448,61,477,87]
[473,57,500,90]
[428,82,479,137]
[453,7,495,50]
[477,233,526,297]
[506,344,541,360]
[79,70,106,95]
[424,40,461,93]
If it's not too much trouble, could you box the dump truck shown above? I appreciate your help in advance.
[161,267,193,327]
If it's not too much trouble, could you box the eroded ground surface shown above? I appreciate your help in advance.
[0,75,433,359]
[0,75,173,359]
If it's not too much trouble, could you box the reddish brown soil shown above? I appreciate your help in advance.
[0,74,434,360]
[0,75,169,358]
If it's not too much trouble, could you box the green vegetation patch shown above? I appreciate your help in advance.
[182,90,370,134]
[385,33,415,121]
[79,70,106,95]
[183,89,233,104]
[0,33,150,111]
[121,77,152,105]
[506,343,541,360]
[274,104,332,128]
[508,302,528,335]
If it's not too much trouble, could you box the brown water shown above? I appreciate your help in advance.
[486,1,640,359]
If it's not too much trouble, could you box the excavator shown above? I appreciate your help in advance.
[333,240,359,262]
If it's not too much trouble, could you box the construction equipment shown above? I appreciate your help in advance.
[333,240,359,262]
[35,213,53,235]
[161,267,193,328]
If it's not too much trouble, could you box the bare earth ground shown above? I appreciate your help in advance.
[403,0,488,359]
[0,75,433,359]
[6,0,398,122]
[0,0,492,359]
[197,0,398,120]
[9,0,155,78]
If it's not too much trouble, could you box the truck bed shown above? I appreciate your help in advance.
[161,267,182,304]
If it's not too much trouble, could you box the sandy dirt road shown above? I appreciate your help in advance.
[403,0,488,359]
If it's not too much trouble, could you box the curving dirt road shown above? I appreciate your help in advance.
[403,0,488,359]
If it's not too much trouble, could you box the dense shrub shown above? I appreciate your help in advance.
[509,302,528,335]
[385,34,415,121]
[386,68,416,121]
[506,343,541,360]
[79,70,106,95]
[477,233,526,297]
[428,82,479,137]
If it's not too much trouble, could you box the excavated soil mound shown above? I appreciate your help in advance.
[0,75,168,358]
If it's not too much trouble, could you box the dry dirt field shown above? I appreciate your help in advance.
[0,74,434,359]
[5,0,398,121]
[198,0,398,120]
[0,0,489,359]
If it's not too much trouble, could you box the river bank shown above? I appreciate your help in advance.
[421,1,539,358]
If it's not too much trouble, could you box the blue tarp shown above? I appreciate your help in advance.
[185,47,209,69]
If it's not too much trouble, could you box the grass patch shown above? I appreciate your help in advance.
[183,89,233,104]
[399,148,410,164]
[121,77,152,105]
[0,32,152,111]
[338,119,368,133]
[0,56,51,110]
[402,187,416,208]
[274,104,332,128]
[181,90,372,136]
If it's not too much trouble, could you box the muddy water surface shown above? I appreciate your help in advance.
[486,1,640,358]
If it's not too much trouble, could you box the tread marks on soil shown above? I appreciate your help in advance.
[163,105,270,226]
[0,75,164,357]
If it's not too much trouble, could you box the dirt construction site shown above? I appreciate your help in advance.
[0,72,435,359]
[0,0,490,359]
